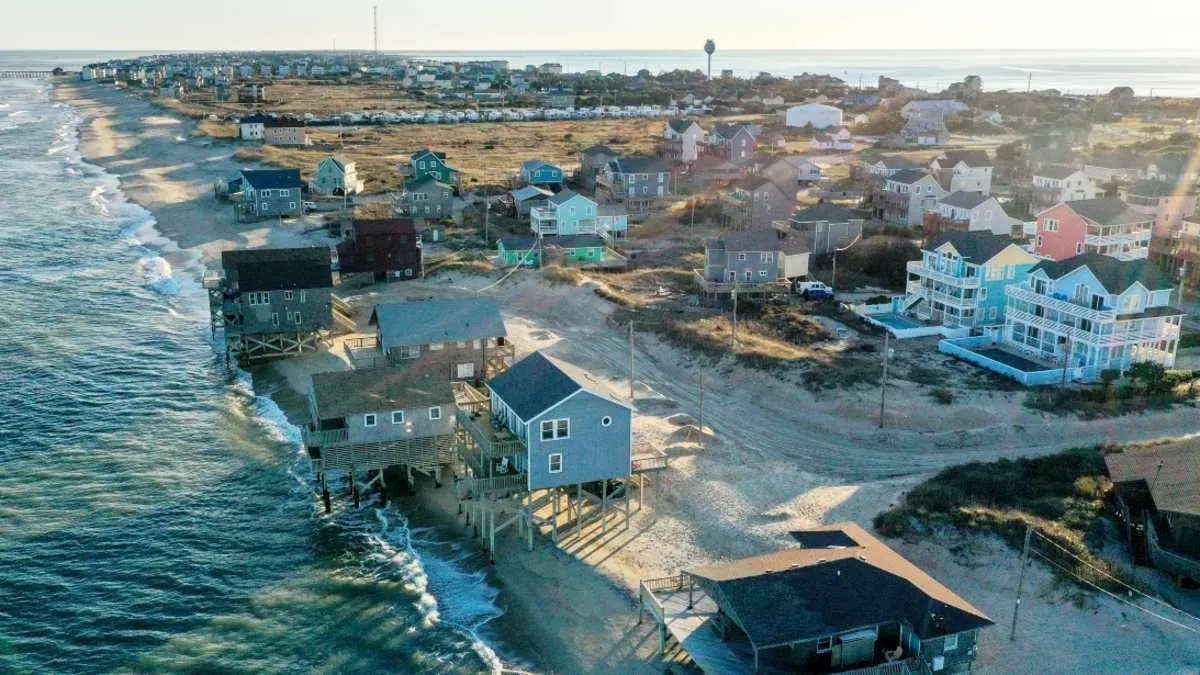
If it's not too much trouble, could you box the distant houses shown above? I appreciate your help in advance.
[871,169,948,226]
[781,202,864,257]
[812,126,853,152]
[699,229,809,295]
[1022,165,1099,210]
[930,150,993,195]
[519,159,564,188]
[663,119,705,163]
[578,144,619,192]
[924,191,1012,237]
[263,117,308,146]
[397,176,455,220]
[401,148,461,188]
[531,189,598,237]
[719,175,793,230]
[784,102,844,129]
[704,123,757,165]
[238,113,270,140]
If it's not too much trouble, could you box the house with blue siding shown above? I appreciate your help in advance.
[530,189,598,236]
[484,352,633,492]
[240,169,303,220]
[519,159,564,187]
[905,231,1038,330]
[597,203,630,239]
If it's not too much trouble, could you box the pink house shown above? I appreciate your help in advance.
[1034,198,1153,262]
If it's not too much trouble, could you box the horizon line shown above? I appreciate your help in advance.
[7,47,1200,53]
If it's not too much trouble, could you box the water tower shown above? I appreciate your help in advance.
[704,39,716,80]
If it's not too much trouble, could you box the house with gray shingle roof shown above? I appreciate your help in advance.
[597,156,675,216]
[1024,166,1098,209]
[929,191,1011,236]
[663,119,705,162]
[701,228,809,291]
[784,202,865,256]
[873,170,948,226]
[1033,198,1154,261]
[369,297,512,380]
[719,175,793,229]
[930,150,993,195]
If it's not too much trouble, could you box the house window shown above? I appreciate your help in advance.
[943,634,959,652]
[261,202,270,211]
[816,637,833,654]
[758,270,768,277]
[289,202,296,210]
[456,362,475,379]
[1045,218,1059,232]
[294,312,302,324]
[429,342,444,351]
[271,312,279,327]
[364,413,377,427]
[601,416,612,427]
[1036,235,1044,247]
[284,290,294,301]
[300,290,307,303]
[473,339,481,350]
[549,453,563,473]
[541,418,569,440]
[285,311,293,323]
[429,406,442,420]
[760,253,774,263]
[737,253,747,261]
[1075,241,1084,254]
[391,410,405,424]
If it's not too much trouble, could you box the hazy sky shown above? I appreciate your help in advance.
[4,0,1200,51]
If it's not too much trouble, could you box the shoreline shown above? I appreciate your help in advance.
[54,79,660,675]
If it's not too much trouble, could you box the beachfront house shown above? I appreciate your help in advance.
[530,189,597,236]
[369,297,513,381]
[263,117,308,146]
[1084,155,1145,184]
[871,169,947,226]
[1022,166,1099,209]
[401,148,460,188]
[699,229,809,295]
[397,177,455,220]
[1105,443,1200,587]
[310,156,364,196]
[510,185,553,220]
[303,366,459,494]
[1033,198,1154,261]
[578,144,619,192]
[597,156,675,216]
[923,191,1013,237]
[703,123,757,165]
[206,247,335,361]
[664,119,705,163]
[905,231,1038,330]
[519,160,564,188]
[336,216,422,281]
[240,169,303,220]
[496,234,616,269]
[781,202,864,257]
[638,522,994,674]
[238,112,270,140]
[719,175,794,230]
[480,351,634,492]
[930,150,993,195]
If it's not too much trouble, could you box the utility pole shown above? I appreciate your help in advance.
[878,332,890,428]
[1010,526,1033,640]
[483,193,491,245]
[698,368,704,444]
[730,287,738,350]
[1060,337,1073,388]
[690,195,696,235]
[373,6,379,54]
[628,321,635,402]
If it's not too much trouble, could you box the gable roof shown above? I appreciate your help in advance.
[238,113,272,124]
[550,188,591,206]
[1063,198,1149,227]
[708,228,805,255]
[310,366,453,419]
[580,144,617,157]
[405,175,453,192]
[411,148,447,162]
[1033,165,1083,180]
[1126,180,1177,198]
[667,118,700,134]
[940,191,993,210]
[732,174,774,192]
[511,185,553,202]
[221,246,332,291]
[370,297,506,351]
[711,122,754,139]
[689,523,993,649]
[350,217,418,237]
[321,155,350,171]
[790,202,856,223]
[545,233,605,249]
[936,150,991,168]
[1105,441,1200,517]
[927,231,1018,263]
[1031,253,1176,293]
[888,169,932,185]
[612,156,670,175]
[521,158,559,172]
[241,169,302,190]
[486,351,628,421]
[875,156,921,170]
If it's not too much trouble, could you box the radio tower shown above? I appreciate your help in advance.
[373,6,379,54]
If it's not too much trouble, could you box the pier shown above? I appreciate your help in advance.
[0,71,59,80]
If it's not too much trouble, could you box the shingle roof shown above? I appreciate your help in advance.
[940,191,992,210]
[936,150,991,168]
[709,229,806,255]
[1106,441,1200,517]
[241,169,302,190]
[1065,198,1150,227]
[927,231,1017,263]
[1127,180,1177,198]
[511,185,553,202]
[550,188,589,205]
[612,156,670,174]
[264,117,305,128]
[732,175,774,192]
[486,351,626,421]
[580,144,617,157]
[221,246,333,291]
[790,202,856,223]
[888,169,931,185]
[1031,252,1177,293]
[667,118,699,134]
[521,158,557,172]
[405,175,453,192]
[1034,165,1083,180]
[711,122,753,139]
[370,298,507,351]
[239,113,272,124]
[350,217,418,237]
[310,366,453,419]
[499,236,538,251]
[875,156,921,170]
[545,233,605,249]
[689,523,993,648]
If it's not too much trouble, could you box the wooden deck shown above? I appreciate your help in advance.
[643,581,754,674]
[692,269,791,297]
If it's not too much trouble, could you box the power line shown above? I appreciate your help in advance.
[1029,550,1200,636]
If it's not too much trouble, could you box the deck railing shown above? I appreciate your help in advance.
[302,427,349,447]
[905,260,981,288]
[1005,285,1116,322]
[638,574,695,623]
[632,451,670,473]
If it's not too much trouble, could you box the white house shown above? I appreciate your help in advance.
[1029,166,1099,208]
[866,156,923,177]
[663,119,705,163]
[785,103,844,129]
[932,192,1012,236]
[310,156,365,196]
[930,150,993,195]
[812,126,853,151]
[238,113,271,141]
[901,100,969,119]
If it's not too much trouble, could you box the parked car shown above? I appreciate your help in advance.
[794,281,834,300]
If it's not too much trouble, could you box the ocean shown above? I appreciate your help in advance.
[0,74,508,672]
[8,48,1200,96]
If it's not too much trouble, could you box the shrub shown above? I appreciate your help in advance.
[1179,331,1200,349]
[543,265,583,285]
[929,387,955,405]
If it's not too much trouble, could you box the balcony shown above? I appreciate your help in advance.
[1005,284,1116,322]
[907,284,978,310]
[302,427,350,448]
[1007,308,1181,347]
[1085,231,1152,248]
[906,260,981,288]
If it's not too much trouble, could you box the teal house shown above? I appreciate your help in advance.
[496,234,610,268]
[904,231,1039,329]
[530,189,598,236]
[520,159,564,187]
[497,237,542,267]
[403,148,460,188]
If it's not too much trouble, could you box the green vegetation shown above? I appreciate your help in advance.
[1024,363,1199,418]
[543,265,584,285]
[1180,331,1200,350]
[929,387,955,405]
[873,446,1131,591]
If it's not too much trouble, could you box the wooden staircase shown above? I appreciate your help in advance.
[331,295,357,333]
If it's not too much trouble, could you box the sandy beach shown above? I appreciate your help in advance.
[56,80,1200,674]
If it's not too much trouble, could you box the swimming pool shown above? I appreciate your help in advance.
[870,313,924,330]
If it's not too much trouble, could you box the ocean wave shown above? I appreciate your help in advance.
[136,255,179,296]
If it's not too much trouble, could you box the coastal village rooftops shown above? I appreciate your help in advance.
[688,522,993,648]
[241,169,302,190]
[936,150,991,167]
[710,122,754,139]
[708,228,806,254]
[611,156,670,174]
[1127,180,1179,198]
[311,365,453,419]
[370,297,506,351]
[940,191,992,209]
[1031,252,1177,293]
[888,169,932,185]
[264,117,305,128]
[486,351,629,421]
[1034,165,1083,180]
[928,231,1017,262]
[1105,442,1200,517]
[220,247,333,291]
[1056,198,1150,227]
[790,202,857,223]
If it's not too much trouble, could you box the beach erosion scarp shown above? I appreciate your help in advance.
[52,80,663,675]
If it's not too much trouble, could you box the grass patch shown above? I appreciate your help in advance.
[1024,364,1200,418]
[594,285,642,307]
[929,387,955,405]
[543,265,584,285]
[873,446,1133,592]
[906,365,943,386]
[612,306,806,372]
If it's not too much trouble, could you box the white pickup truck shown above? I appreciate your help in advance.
[794,280,834,300]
